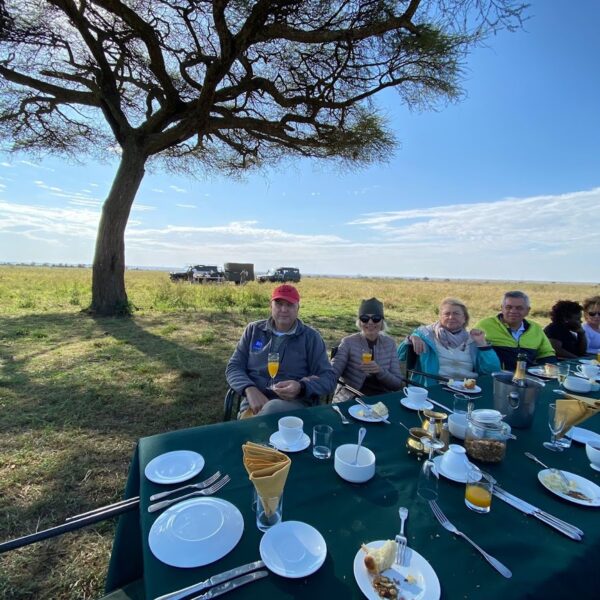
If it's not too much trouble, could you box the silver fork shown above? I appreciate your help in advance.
[148,475,231,513]
[332,405,350,425]
[428,500,512,578]
[149,471,222,501]
[394,507,408,566]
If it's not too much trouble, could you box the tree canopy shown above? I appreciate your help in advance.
[0,0,527,314]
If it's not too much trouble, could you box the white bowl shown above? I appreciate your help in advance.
[448,413,468,440]
[564,376,592,393]
[334,444,376,483]
[585,442,600,469]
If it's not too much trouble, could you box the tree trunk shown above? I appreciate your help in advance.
[91,145,147,315]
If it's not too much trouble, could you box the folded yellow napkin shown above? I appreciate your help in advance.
[555,397,600,438]
[242,442,290,515]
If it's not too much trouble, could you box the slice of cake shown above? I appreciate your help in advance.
[361,540,397,574]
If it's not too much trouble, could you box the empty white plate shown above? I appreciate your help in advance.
[260,521,327,578]
[148,497,244,567]
[145,450,205,484]
[567,427,600,445]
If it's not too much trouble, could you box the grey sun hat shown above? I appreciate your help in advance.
[358,297,384,318]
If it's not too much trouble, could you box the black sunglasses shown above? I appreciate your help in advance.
[359,315,382,324]
[588,312,600,317]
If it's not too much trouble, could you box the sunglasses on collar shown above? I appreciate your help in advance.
[359,315,382,324]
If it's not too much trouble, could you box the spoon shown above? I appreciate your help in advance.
[353,427,366,465]
[398,421,412,433]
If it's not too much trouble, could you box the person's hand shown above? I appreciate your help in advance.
[360,361,381,375]
[409,335,427,355]
[469,328,488,347]
[272,380,302,400]
[245,386,270,414]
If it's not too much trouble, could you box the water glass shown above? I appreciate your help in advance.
[256,492,283,532]
[543,403,566,451]
[312,425,333,459]
[557,363,570,384]
[453,394,469,414]
[465,468,493,513]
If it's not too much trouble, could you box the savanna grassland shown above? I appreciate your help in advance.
[0,266,597,599]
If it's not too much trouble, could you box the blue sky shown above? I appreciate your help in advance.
[1,0,599,281]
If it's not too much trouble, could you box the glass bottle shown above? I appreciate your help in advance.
[512,351,527,387]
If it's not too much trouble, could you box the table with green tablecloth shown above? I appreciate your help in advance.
[106,376,600,599]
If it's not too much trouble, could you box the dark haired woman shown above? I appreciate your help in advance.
[543,300,587,358]
[331,298,404,402]
[582,296,600,355]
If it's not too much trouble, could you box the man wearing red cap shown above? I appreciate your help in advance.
[226,284,336,416]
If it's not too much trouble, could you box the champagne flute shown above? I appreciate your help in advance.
[557,362,570,385]
[267,352,280,389]
[543,403,566,451]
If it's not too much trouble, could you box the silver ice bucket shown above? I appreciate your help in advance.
[492,371,544,429]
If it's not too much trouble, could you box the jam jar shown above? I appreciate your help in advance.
[464,409,512,463]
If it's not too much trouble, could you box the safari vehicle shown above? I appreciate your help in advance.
[169,265,224,283]
[257,267,301,283]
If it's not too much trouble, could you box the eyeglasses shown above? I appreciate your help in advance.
[588,312,600,317]
[359,315,382,324]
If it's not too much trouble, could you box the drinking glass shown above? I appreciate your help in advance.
[362,351,372,363]
[312,424,333,459]
[465,467,493,513]
[267,352,279,388]
[417,436,445,501]
[557,363,570,385]
[543,403,566,451]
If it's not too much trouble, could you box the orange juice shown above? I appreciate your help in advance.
[362,352,372,363]
[268,361,279,378]
[465,484,492,511]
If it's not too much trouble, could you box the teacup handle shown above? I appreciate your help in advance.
[403,387,409,397]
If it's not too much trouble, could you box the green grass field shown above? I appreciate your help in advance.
[0,266,597,599]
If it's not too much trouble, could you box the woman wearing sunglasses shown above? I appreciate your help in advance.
[398,297,500,387]
[331,298,404,402]
[582,296,600,355]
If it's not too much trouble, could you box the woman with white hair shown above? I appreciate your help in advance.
[331,298,404,402]
[398,297,500,387]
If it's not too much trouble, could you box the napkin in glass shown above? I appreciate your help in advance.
[555,396,600,438]
[242,442,290,516]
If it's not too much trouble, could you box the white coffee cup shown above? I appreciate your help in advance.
[403,386,428,406]
[278,416,304,445]
[577,364,599,379]
[448,413,468,439]
[440,444,470,478]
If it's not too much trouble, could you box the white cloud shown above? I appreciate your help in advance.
[169,185,187,194]
[19,160,55,172]
[176,203,197,209]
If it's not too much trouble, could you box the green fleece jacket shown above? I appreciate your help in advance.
[474,314,555,370]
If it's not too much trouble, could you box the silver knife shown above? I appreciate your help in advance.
[154,561,265,600]
[493,488,582,541]
[353,397,391,424]
[190,570,268,600]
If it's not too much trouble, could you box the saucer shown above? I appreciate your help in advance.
[566,427,600,445]
[401,397,433,411]
[590,463,600,473]
[432,455,480,484]
[269,431,310,453]
[144,450,205,485]
[573,371,600,382]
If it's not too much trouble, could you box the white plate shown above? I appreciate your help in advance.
[566,427,600,445]
[573,371,600,382]
[527,367,556,379]
[145,450,205,484]
[579,358,599,365]
[432,455,481,484]
[563,379,595,393]
[537,469,600,507]
[148,497,244,568]
[269,431,310,453]
[446,382,481,394]
[591,464,600,473]
[353,541,441,600]
[400,398,434,411]
[348,404,390,422]
[260,521,327,578]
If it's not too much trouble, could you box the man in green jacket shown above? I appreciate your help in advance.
[475,290,556,371]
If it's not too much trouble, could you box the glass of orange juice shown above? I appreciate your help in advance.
[267,352,280,388]
[465,468,493,513]
[362,351,372,363]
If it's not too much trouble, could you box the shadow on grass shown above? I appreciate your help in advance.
[0,311,238,599]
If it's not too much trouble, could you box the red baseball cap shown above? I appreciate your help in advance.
[271,284,300,304]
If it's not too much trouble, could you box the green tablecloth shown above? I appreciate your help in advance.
[106,377,600,599]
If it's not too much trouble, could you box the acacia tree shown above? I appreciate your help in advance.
[0,0,526,315]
